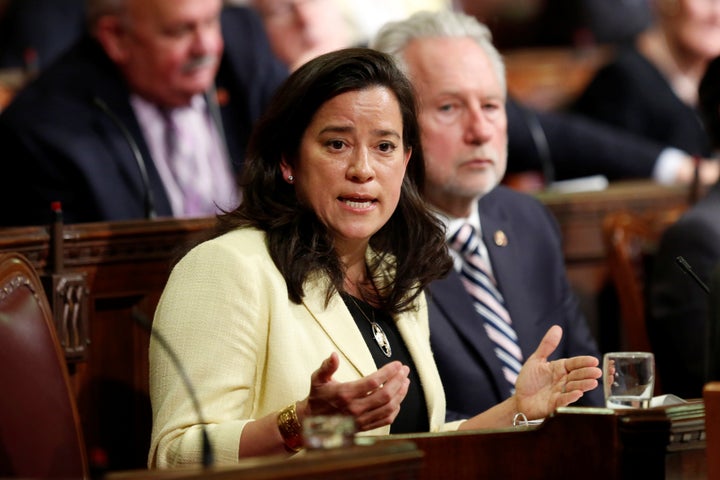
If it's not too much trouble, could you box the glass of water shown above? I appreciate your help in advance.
[603,352,655,409]
[302,415,356,450]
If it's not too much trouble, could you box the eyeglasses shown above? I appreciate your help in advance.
[259,0,322,24]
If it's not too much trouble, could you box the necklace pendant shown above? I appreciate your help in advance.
[371,322,392,357]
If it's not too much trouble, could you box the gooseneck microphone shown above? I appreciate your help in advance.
[93,97,157,220]
[675,255,710,294]
[522,108,555,185]
[132,310,214,468]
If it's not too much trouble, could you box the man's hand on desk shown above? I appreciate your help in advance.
[674,155,720,186]
[698,158,720,185]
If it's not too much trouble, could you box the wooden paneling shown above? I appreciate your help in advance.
[503,46,612,111]
[0,218,214,470]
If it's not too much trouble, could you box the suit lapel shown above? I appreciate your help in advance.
[428,271,508,387]
[90,87,173,217]
[479,191,536,357]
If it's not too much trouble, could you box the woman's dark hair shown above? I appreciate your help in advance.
[207,47,451,314]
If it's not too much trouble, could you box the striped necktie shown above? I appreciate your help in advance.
[449,222,523,395]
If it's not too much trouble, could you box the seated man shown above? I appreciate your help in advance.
[0,0,288,226]
[372,10,605,419]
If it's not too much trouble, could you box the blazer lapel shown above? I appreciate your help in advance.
[395,308,444,430]
[301,278,378,378]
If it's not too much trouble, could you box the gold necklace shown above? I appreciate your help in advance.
[348,295,392,357]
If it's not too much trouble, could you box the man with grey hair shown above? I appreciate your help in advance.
[372,10,604,419]
[0,0,287,226]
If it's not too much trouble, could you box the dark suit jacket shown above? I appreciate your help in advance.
[573,46,711,157]
[648,181,720,399]
[428,186,604,420]
[0,6,288,226]
[507,98,664,181]
[0,0,85,70]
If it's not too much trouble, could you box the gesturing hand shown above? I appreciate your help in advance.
[514,325,601,420]
[298,352,411,431]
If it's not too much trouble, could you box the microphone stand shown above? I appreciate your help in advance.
[132,310,214,468]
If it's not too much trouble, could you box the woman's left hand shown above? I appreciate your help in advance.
[514,325,602,419]
[298,352,411,431]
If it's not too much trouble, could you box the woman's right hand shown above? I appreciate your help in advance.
[297,352,410,431]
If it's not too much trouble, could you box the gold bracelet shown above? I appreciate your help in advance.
[277,402,303,452]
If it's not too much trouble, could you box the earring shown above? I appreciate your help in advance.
[287,175,295,183]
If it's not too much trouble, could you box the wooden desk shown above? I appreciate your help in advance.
[377,405,705,480]
[107,442,422,480]
[705,383,720,479]
[0,180,695,470]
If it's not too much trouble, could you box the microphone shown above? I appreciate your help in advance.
[131,309,214,468]
[93,97,157,220]
[674,256,720,383]
[521,107,555,186]
[675,255,710,294]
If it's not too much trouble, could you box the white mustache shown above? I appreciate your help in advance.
[467,147,500,164]
[182,55,218,73]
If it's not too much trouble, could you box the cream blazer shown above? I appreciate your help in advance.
[148,228,459,467]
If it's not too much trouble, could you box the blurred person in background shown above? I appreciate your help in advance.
[250,0,354,71]
[574,0,720,161]
[0,0,287,226]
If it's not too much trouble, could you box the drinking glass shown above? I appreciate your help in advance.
[603,351,655,409]
[302,415,356,450]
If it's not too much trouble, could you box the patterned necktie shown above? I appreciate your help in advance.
[163,108,212,217]
[449,222,523,395]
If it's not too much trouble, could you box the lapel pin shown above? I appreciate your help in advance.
[494,230,508,247]
[215,87,230,107]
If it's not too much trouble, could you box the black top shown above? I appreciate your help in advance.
[341,294,429,434]
[573,45,711,157]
